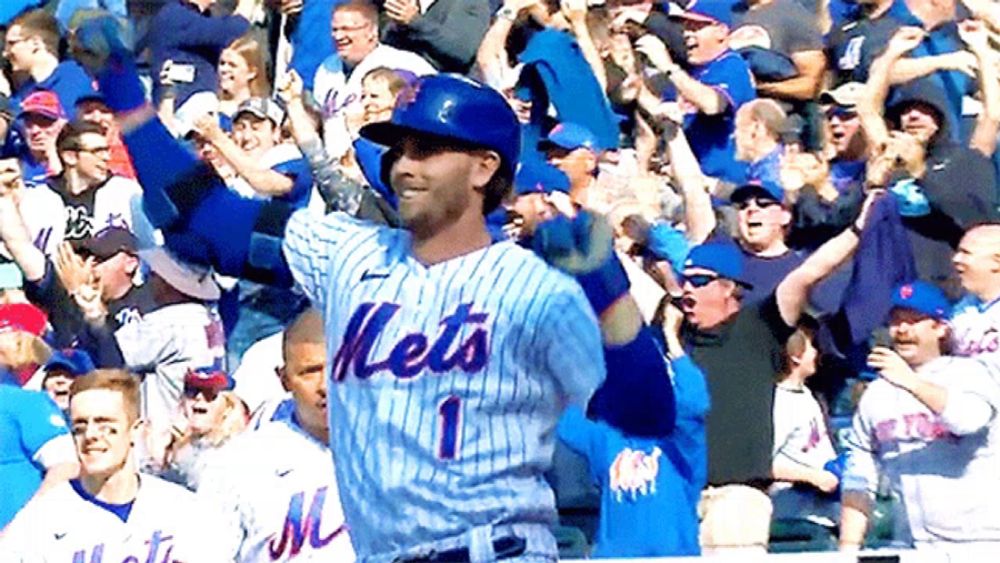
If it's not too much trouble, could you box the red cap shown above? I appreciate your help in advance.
[0,303,48,336]
[19,91,66,121]
[184,368,234,392]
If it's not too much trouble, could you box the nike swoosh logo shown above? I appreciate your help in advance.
[277,468,293,477]
[361,269,390,282]
[55,532,67,540]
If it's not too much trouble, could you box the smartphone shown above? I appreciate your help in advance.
[163,61,196,84]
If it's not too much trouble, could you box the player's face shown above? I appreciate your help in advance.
[888,308,947,367]
[182,388,227,436]
[388,135,500,239]
[71,389,139,478]
[680,267,739,330]
[44,372,75,412]
[953,227,1000,298]
[736,197,789,252]
[281,339,328,436]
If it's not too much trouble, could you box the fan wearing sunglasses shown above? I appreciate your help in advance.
[682,188,880,553]
[150,367,247,492]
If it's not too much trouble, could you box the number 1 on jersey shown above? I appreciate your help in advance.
[437,396,462,460]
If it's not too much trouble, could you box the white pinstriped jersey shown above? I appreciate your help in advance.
[198,418,354,562]
[282,210,606,560]
[0,475,225,562]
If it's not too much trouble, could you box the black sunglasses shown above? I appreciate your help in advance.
[183,387,220,402]
[684,274,720,288]
[735,197,781,211]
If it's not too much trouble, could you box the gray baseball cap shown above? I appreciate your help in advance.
[139,247,220,301]
[234,97,285,126]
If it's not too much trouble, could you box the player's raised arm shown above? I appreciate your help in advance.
[68,14,297,288]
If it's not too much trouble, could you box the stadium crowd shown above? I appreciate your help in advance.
[2,0,1000,560]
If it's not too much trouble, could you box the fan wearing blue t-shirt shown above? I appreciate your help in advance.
[634,0,755,185]
[557,301,709,557]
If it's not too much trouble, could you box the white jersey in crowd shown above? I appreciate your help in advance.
[0,474,225,562]
[282,210,606,560]
[951,294,1000,377]
[312,44,436,160]
[198,417,355,562]
[0,183,66,259]
[59,175,143,240]
[770,384,839,523]
[842,356,1000,546]
[115,303,225,428]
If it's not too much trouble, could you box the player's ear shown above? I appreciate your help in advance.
[128,417,145,446]
[470,150,502,190]
[276,366,291,392]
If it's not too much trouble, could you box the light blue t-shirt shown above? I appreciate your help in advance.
[0,383,71,528]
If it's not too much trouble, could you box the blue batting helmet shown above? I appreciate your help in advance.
[359,74,521,185]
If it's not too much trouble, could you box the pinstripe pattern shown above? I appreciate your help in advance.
[283,210,606,560]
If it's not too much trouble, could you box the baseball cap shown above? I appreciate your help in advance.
[672,0,737,28]
[683,241,753,288]
[19,91,66,121]
[76,227,138,261]
[184,367,234,393]
[234,97,285,126]
[0,303,48,336]
[819,82,864,109]
[730,180,784,204]
[890,281,951,320]
[139,246,221,301]
[538,122,598,152]
[75,91,109,108]
[514,159,570,195]
[44,348,96,377]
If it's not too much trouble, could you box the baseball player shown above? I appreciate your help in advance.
[199,309,354,561]
[840,281,1000,554]
[73,17,675,560]
[0,370,225,562]
[951,224,1000,375]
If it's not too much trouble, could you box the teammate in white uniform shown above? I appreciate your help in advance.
[840,282,1000,554]
[199,309,354,562]
[0,370,224,562]
[951,224,1000,376]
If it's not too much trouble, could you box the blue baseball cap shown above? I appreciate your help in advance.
[514,159,570,195]
[683,241,753,288]
[538,122,598,152]
[672,0,737,28]
[44,348,96,377]
[890,281,951,320]
[730,180,785,204]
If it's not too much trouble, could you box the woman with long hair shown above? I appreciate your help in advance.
[217,34,272,117]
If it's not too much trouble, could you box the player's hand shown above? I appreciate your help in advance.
[853,188,885,234]
[277,0,304,15]
[0,159,25,202]
[276,70,305,106]
[561,0,588,25]
[503,0,541,14]
[193,114,225,144]
[868,346,919,391]
[385,0,420,25]
[633,34,674,73]
[533,210,615,273]
[74,280,108,325]
[55,242,96,296]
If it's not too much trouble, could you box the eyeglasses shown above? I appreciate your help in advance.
[684,274,720,288]
[826,108,858,120]
[735,197,781,211]
[184,387,220,402]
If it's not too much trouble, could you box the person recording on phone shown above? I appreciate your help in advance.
[840,281,1000,553]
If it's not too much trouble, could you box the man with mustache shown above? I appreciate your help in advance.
[840,281,1000,553]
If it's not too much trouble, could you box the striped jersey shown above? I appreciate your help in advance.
[282,210,606,560]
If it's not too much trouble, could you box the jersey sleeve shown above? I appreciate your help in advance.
[114,317,178,371]
[939,358,1000,436]
[556,405,604,462]
[536,284,606,408]
[702,54,756,112]
[18,392,71,459]
[282,209,375,312]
